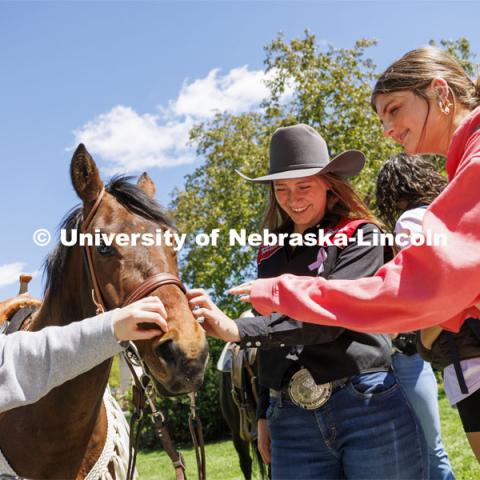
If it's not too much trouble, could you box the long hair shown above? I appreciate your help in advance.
[375,154,447,231]
[371,46,480,112]
[261,173,382,232]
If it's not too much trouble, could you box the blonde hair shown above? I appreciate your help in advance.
[371,46,480,112]
[261,173,382,232]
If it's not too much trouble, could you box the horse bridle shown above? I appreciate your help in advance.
[80,188,186,314]
[80,187,206,480]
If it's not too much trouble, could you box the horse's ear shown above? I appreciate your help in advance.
[137,172,156,199]
[70,144,104,203]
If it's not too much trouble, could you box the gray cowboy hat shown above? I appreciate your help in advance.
[236,124,365,183]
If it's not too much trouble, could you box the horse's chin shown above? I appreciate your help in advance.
[153,379,198,397]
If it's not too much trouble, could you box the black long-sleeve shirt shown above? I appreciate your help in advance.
[234,222,392,418]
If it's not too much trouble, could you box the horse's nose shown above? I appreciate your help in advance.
[155,338,178,367]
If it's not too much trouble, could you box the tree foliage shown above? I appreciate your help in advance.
[430,37,478,77]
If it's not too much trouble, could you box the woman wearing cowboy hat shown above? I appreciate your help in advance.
[188,124,426,479]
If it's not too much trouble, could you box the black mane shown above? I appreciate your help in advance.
[43,175,174,295]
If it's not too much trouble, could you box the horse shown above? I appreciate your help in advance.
[218,342,267,480]
[0,144,209,479]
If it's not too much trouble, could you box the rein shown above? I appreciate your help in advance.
[80,189,206,480]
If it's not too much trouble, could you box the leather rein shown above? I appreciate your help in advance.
[80,188,206,480]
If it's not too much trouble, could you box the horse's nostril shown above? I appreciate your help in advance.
[155,339,177,366]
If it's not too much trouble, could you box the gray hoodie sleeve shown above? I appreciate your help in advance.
[0,311,125,413]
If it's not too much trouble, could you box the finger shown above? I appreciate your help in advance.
[227,281,253,295]
[133,311,169,332]
[127,296,168,319]
[228,286,250,296]
[137,300,168,319]
[131,296,162,305]
[189,294,216,311]
[200,323,220,339]
[131,328,165,340]
[186,288,207,299]
[191,307,210,320]
[239,295,252,304]
[188,295,209,307]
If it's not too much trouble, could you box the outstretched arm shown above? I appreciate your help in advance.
[0,297,167,413]
[232,154,480,334]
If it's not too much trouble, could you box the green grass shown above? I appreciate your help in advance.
[438,388,478,478]
[136,386,479,479]
[137,440,243,479]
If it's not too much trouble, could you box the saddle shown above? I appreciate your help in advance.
[218,342,259,443]
[0,275,41,333]
[216,341,257,373]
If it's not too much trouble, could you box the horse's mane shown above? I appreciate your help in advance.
[43,175,174,296]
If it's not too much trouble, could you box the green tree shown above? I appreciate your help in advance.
[430,37,477,77]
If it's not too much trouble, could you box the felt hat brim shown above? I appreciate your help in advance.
[236,150,365,184]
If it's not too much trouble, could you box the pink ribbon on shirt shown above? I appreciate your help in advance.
[308,247,327,273]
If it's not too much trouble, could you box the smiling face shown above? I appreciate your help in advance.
[374,89,449,155]
[273,175,329,234]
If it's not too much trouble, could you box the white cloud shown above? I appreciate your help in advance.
[171,66,270,117]
[0,263,39,289]
[74,107,195,174]
[73,65,275,174]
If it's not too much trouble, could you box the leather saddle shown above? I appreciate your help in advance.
[0,275,41,334]
[216,342,257,373]
[219,342,259,443]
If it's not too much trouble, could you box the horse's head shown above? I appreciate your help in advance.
[69,144,208,395]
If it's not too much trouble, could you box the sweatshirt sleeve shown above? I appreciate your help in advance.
[250,135,480,334]
[0,311,125,413]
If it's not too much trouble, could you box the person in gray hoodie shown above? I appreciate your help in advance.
[0,296,167,413]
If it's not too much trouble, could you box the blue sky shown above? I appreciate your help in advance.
[1,0,479,299]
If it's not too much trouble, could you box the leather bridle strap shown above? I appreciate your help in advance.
[79,189,186,313]
[123,344,188,480]
[80,188,107,314]
[123,273,186,306]
[188,393,206,480]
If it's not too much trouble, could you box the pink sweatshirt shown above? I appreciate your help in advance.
[251,106,480,334]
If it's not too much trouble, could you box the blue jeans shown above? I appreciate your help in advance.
[267,371,427,479]
[392,352,454,480]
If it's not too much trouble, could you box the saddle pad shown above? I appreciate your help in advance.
[216,342,233,372]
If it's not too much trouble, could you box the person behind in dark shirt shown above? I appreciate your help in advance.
[378,153,480,462]
[187,125,427,479]
[376,154,453,478]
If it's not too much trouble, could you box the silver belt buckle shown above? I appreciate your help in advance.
[288,368,332,410]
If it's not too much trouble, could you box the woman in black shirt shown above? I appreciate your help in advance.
[188,124,426,479]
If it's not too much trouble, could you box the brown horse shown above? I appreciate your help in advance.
[0,145,208,479]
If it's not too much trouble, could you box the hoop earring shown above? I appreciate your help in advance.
[438,101,451,115]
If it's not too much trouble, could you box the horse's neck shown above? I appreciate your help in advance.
[26,251,111,429]
[0,250,113,477]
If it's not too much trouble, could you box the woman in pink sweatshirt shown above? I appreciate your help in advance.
[231,46,480,337]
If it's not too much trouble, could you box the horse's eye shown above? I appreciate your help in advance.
[96,241,116,257]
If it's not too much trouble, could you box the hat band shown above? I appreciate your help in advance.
[269,163,327,174]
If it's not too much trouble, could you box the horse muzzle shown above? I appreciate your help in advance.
[150,338,209,396]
